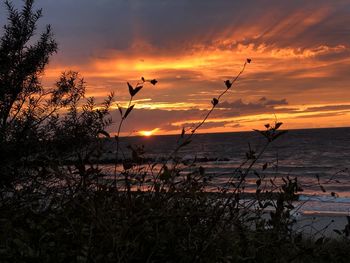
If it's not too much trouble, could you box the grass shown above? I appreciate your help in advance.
[1,1,350,261]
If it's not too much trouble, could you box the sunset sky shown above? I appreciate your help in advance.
[1,0,350,136]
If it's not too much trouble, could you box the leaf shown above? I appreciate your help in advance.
[264,123,270,129]
[224,80,232,88]
[123,104,135,119]
[127,82,134,97]
[132,85,143,96]
[128,83,143,97]
[181,127,185,138]
[275,122,283,130]
[98,130,110,138]
[262,163,268,171]
[331,192,338,197]
[247,58,252,63]
[141,76,145,82]
[211,98,219,106]
[123,161,133,170]
[160,169,171,181]
[150,79,158,85]
[117,105,123,116]
[256,179,261,187]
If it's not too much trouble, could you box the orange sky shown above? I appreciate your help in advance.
[3,0,349,136]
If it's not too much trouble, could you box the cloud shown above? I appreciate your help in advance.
[220,97,288,109]
[293,111,350,119]
[106,95,350,134]
[303,104,350,112]
[3,0,347,64]
[161,121,241,132]
[1,0,350,132]
[107,96,292,134]
[217,97,290,117]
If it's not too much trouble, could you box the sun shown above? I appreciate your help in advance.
[139,128,159,137]
[140,130,153,137]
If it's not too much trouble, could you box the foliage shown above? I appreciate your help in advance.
[1,1,350,263]
[0,0,57,141]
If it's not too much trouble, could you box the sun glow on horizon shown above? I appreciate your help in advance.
[139,128,160,137]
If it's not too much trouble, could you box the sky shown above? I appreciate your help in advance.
[1,0,350,136]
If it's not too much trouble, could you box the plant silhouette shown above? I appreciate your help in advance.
[1,1,349,262]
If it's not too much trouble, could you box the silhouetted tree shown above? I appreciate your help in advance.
[0,1,113,188]
[0,0,57,142]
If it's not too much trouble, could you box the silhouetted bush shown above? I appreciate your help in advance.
[1,1,350,263]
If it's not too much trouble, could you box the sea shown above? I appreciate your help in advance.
[104,127,350,217]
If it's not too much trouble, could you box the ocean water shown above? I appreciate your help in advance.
[107,127,350,215]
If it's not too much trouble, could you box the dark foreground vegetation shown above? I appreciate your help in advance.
[1,1,350,262]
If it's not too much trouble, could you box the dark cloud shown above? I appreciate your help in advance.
[294,111,350,119]
[259,97,288,106]
[304,105,350,112]
[110,108,204,132]
[108,96,291,132]
[162,121,238,131]
[218,97,289,115]
[2,0,349,63]
[106,95,350,133]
